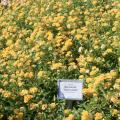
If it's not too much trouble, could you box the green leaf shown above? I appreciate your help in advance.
[0,74,2,80]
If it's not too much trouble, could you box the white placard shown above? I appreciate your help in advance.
[1,0,9,6]
[58,79,83,100]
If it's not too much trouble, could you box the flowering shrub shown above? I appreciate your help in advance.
[0,0,120,119]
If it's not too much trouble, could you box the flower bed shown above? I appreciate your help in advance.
[0,0,120,119]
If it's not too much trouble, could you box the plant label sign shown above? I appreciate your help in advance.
[58,79,83,100]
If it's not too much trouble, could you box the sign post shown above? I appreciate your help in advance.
[65,100,73,109]
[58,79,83,109]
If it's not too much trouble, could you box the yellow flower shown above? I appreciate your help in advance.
[116,78,120,83]
[67,114,74,120]
[94,112,102,120]
[79,75,84,79]
[104,82,111,89]
[0,113,3,119]
[37,71,46,78]
[28,72,33,78]
[51,62,62,70]
[90,70,96,76]
[62,39,73,51]
[81,111,92,120]
[75,34,82,39]
[68,62,77,70]
[86,78,93,83]
[80,68,86,73]
[2,91,11,98]
[24,95,33,103]
[86,57,93,62]
[41,104,47,110]
[66,51,72,57]
[106,48,112,53]
[64,109,71,116]
[112,109,119,116]
[6,40,13,46]
[20,90,29,96]
[29,87,38,94]
[110,70,117,77]
[83,88,94,95]
[17,112,23,120]
[46,31,53,41]
[110,96,120,104]
[37,112,42,118]
[49,103,56,109]
[30,103,39,110]
[3,81,8,86]
[8,116,14,120]
[65,39,73,47]
[92,0,97,5]
[18,82,24,87]
[113,84,119,90]
[112,27,117,31]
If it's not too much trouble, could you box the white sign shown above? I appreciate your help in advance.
[58,79,83,100]
[1,0,9,6]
